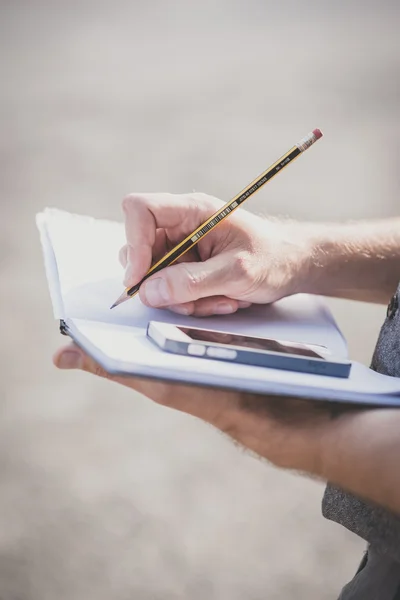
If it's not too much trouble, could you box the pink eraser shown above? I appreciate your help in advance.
[313,128,323,140]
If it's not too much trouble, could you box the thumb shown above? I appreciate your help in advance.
[53,343,108,377]
[53,344,84,370]
[53,343,138,387]
[52,343,239,424]
[139,255,230,307]
[53,343,144,391]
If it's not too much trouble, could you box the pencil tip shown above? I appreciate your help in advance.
[109,289,131,309]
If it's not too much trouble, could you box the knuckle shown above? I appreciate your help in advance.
[122,194,146,215]
[118,245,128,266]
[93,364,112,380]
[164,278,176,303]
[164,264,199,302]
[232,253,261,296]
[233,253,251,280]
[94,364,105,377]
[191,192,223,212]
[191,192,210,203]
[122,194,135,214]
[179,264,202,297]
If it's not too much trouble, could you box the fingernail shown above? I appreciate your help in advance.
[168,305,191,315]
[238,301,251,309]
[214,302,235,315]
[58,350,82,370]
[143,278,170,306]
[123,262,134,287]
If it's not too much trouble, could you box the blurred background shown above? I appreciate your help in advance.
[1,1,399,598]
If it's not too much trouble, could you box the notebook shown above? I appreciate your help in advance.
[37,208,400,406]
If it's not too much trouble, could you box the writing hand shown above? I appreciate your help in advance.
[120,193,311,316]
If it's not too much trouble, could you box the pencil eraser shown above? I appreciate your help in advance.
[313,128,323,140]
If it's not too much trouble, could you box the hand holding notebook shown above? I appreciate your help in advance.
[36,130,400,524]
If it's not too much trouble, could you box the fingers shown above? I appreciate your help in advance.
[53,343,150,395]
[123,195,154,286]
[138,254,237,308]
[119,245,128,268]
[53,344,114,379]
[53,343,239,424]
[120,240,244,314]
[168,296,252,316]
[122,193,219,287]
[119,230,169,272]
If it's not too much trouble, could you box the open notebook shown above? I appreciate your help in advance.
[37,208,400,406]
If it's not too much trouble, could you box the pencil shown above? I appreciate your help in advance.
[111,128,323,308]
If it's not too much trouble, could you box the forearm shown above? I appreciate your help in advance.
[234,396,400,515]
[55,336,400,514]
[300,219,400,304]
[317,409,400,515]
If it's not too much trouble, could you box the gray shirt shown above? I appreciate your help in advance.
[322,282,400,599]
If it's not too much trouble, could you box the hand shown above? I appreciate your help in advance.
[55,345,400,515]
[53,344,333,473]
[120,193,312,316]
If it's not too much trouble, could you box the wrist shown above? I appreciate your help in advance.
[295,223,349,297]
[252,219,317,301]
[296,220,400,301]
[233,394,337,475]
[275,221,328,298]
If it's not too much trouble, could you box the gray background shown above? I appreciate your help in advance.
[1,1,399,598]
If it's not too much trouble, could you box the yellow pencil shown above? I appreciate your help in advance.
[111,128,323,308]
